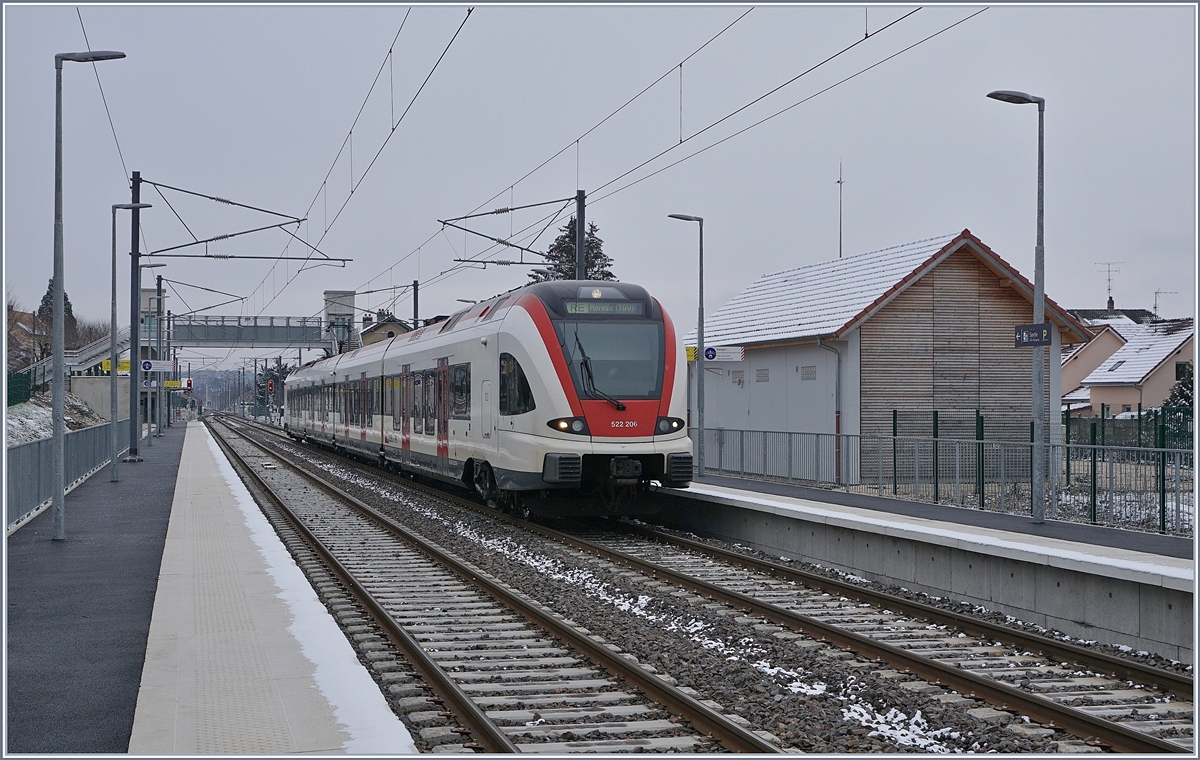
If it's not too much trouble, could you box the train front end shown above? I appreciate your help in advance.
[503,281,693,515]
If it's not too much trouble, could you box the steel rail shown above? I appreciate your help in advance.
[619,517,1195,700]
[223,417,1189,753]
[505,522,1188,754]
[208,419,519,753]
[223,418,783,753]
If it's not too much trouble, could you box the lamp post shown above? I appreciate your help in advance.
[52,49,125,541]
[988,88,1047,523]
[138,263,165,447]
[110,203,151,481]
[155,273,164,437]
[668,213,705,477]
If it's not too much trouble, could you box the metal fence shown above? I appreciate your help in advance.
[6,419,130,529]
[689,427,1195,537]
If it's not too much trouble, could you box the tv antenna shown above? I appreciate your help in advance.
[1154,289,1177,318]
[1094,261,1123,306]
[837,161,844,258]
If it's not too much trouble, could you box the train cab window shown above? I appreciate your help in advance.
[499,353,535,415]
[450,363,471,420]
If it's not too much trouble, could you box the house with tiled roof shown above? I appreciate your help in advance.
[1070,318,1193,417]
[685,230,1093,453]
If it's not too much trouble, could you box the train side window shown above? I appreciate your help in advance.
[413,372,424,433]
[499,353,535,415]
[450,363,471,420]
[424,370,436,435]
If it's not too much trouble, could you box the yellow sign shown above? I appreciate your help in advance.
[686,346,696,362]
[163,380,182,388]
[101,359,131,372]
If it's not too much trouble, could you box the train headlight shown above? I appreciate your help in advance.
[547,417,590,435]
[655,417,685,435]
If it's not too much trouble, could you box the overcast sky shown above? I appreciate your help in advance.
[4,3,1195,371]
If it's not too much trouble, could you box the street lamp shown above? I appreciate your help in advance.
[110,203,151,481]
[52,49,125,541]
[988,88,1047,523]
[138,263,165,449]
[668,213,705,478]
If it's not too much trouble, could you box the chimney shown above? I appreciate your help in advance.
[1107,295,1115,312]
[363,312,374,330]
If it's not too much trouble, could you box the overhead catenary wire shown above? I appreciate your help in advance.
[76,8,130,186]
[592,7,921,197]
[251,7,474,317]
[392,7,985,314]
[591,7,987,204]
[461,7,755,220]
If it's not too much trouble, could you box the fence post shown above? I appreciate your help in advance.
[892,410,898,496]
[955,440,961,505]
[1089,421,1097,524]
[787,432,793,483]
[1158,416,1167,533]
[1029,420,1035,511]
[933,410,939,503]
[998,442,1006,513]
[877,436,884,496]
[1173,451,1181,536]
[1065,405,1072,486]
[913,439,919,500]
[1137,402,1142,448]
[975,410,984,505]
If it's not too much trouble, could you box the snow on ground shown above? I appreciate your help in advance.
[283,444,960,752]
[5,392,109,446]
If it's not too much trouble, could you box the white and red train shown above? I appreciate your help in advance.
[284,280,693,516]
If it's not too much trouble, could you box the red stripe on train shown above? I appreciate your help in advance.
[515,294,584,417]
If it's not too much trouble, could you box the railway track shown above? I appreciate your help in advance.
[216,415,1193,752]
[208,417,782,753]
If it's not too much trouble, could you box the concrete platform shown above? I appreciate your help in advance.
[128,421,414,754]
[6,422,184,753]
[657,476,1195,663]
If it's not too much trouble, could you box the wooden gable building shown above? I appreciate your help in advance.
[686,230,1094,446]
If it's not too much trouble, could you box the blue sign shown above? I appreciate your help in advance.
[704,347,717,360]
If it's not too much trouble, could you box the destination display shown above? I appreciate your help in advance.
[564,300,645,316]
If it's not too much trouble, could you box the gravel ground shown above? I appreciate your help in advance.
[267,440,1073,753]
[642,521,1195,680]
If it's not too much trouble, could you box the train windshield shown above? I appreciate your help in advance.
[554,320,664,400]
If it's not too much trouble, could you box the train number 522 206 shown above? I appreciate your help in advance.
[611,420,638,428]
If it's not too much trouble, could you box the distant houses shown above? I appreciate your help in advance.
[684,230,1093,444]
[1061,309,1193,417]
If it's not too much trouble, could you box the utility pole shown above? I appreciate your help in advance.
[575,190,586,280]
[837,162,844,259]
[126,171,143,461]
[412,279,419,328]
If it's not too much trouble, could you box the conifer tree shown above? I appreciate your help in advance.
[527,217,615,283]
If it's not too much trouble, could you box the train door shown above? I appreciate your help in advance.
[481,381,493,443]
[400,366,411,462]
[361,373,370,442]
[436,359,450,475]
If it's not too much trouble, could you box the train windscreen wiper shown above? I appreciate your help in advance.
[574,331,626,411]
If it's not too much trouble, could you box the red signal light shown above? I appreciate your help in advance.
[268,380,274,392]
[187,378,193,390]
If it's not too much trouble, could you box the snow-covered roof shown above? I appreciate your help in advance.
[1081,318,1193,387]
[685,230,1090,348]
[1062,385,1091,405]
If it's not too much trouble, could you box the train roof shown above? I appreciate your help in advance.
[292,280,660,381]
